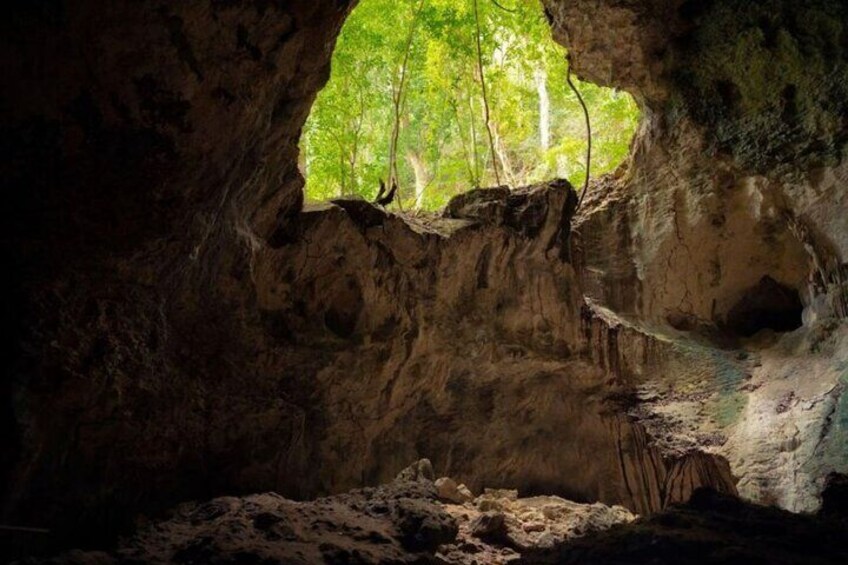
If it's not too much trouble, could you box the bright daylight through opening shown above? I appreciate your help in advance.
[299,0,641,211]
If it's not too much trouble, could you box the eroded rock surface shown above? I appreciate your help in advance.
[29,466,637,565]
[544,0,848,512]
[28,471,848,565]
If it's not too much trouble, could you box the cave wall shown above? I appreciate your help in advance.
[2,0,847,552]
[544,0,848,511]
[248,185,737,517]
[2,0,355,547]
[546,0,848,326]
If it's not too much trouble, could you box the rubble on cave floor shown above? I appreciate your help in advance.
[27,459,635,565]
[26,461,848,565]
[437,488,635,564]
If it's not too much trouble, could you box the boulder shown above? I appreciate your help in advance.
[435,477,473,504]
[395,459,435,483]
[470,511,508,542]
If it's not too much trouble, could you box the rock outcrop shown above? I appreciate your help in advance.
[29,465,637,565]
[3,0,357,550]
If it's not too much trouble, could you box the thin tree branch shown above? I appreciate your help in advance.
[449,97,477,187]
[473,0,501,186]
[467,89,482,186]
[489,0,518,13]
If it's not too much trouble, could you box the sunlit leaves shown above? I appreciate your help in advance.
[301,0,640,210]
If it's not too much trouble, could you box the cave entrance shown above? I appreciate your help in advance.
[725,276,804,337]
[298,0,640,211]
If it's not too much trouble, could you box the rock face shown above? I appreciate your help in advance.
[3,0,357,550]
[2,0,847,558]
[544,0,848,513]
[247,182,738,517]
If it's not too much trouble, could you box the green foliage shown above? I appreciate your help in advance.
[301,0,641,210]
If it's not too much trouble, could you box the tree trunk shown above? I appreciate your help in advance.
[406,152,429,210]
[535,68,550,151]
[492,123,517,186]
[467,91,481,187]
[338,146,347,197]
[388,0,426,210]
[349,83,366,196]
[298,145,308,178]
[473,0,501,185]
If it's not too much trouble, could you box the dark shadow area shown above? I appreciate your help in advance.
[533,486,848,564]
[725,276,803,337]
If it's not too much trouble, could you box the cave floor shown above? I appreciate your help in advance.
[23,467,848,565]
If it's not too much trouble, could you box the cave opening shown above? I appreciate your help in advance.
[725,276,804,337]
[298,0,640,211]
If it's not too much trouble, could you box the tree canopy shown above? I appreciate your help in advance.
[300,0,641,211]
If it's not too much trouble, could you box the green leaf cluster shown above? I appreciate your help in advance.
[301,0,641,210]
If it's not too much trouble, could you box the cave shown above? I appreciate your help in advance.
[725,276,804,337]
[3,0,848,563]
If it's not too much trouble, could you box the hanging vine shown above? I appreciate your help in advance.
[565,54,592,210]
[489,0,518,14]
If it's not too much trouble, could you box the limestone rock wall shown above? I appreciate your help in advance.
[249,184,737,517]
[544,0,848,511]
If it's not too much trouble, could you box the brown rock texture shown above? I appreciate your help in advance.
[2,0,847,560]
[544,0,848,514]
[30,469,636,565]
[3,0,357,550]
[26,473,848,565]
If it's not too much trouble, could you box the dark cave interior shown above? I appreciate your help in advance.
[725,276,804,337]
